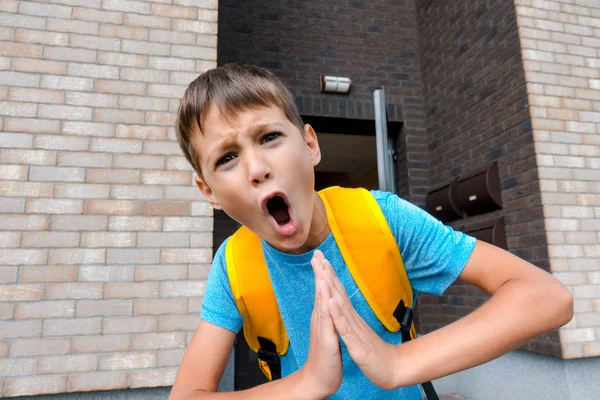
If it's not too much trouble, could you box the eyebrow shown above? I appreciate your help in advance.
[248,122,285,136]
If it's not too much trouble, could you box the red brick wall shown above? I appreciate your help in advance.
[217,0,429,203]
[415,0,560,357]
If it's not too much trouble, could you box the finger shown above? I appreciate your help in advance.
[311,285,319,325]
[315,280,333,322]
[316,255,360,335]
[311,264,322,326]
[321,257,348,297]
[312,260,328,303]
[311,253,328,285]
[323,267,366,331]
[310,256,322,280]
[315,256,351,312]
[317,281,330,318]
[312,264,320,300]
[318,287,338,344]
[323,269,354,318]
[320,273,333,301]
[327,278,357,327]
[329,297,371,360]
[313,250,325,261]
[316,281,338,346]
[328,297,356,341]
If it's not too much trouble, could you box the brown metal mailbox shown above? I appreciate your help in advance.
[455,161,502,217]
[458,217,507,250]
[425,177,462,223]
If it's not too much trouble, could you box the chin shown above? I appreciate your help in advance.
[269,230,310,254]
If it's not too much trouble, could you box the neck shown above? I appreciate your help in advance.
[291,191,330,254]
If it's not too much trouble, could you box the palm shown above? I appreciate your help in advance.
[335,311,396,389]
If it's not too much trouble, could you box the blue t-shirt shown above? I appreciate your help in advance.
[201,190,476,399]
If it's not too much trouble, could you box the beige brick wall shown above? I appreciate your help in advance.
[515,0,600,359]
[0,0,217,396]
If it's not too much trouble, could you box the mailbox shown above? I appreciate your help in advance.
[458,217,507,250]
[455,161,502,217]
[425,177,462,223]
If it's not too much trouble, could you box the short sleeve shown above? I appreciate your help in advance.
[200,238,243,333]
[371,190,476,296]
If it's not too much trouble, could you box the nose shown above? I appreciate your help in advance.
[245,149,271,185]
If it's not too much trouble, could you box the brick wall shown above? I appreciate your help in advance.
[0,0,217,396]
[514,0,600,359]
[414,0,564,357]
[217,0,430,204]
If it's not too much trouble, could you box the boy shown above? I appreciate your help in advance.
[169,62,573,399]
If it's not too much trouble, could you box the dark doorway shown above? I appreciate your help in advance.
[315,132,379,190]
[304,115,402,191]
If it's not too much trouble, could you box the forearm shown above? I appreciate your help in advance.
[392,276,573,387]
[178,369,322,400]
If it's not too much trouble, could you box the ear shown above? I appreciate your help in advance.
[303,124,321,167]
[194,175,221,210]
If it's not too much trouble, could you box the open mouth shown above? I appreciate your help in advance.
[266,195,291,225]
[262,192,297,237]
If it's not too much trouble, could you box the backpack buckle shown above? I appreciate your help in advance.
[256,336,280,365]
[393,300,413,336]
[256,336,282,380]
[401,306,413,331]
[257,348,280,365]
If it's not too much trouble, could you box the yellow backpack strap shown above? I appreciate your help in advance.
[318,186,416,339]
[225,225,289,381]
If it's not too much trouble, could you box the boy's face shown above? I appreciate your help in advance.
[192,105,322,252]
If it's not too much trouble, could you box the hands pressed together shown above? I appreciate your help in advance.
[302,251,399,398]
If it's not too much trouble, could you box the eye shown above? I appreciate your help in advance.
[261,132,281,144]
[215,153,236,168]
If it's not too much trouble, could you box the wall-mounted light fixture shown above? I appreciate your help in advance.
[320,75,351,94]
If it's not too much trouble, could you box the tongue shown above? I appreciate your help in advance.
[272,208,290,225]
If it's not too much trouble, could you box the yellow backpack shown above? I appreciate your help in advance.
[225,187,437,398]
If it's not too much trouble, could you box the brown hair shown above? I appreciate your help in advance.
[176,62,304,176]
